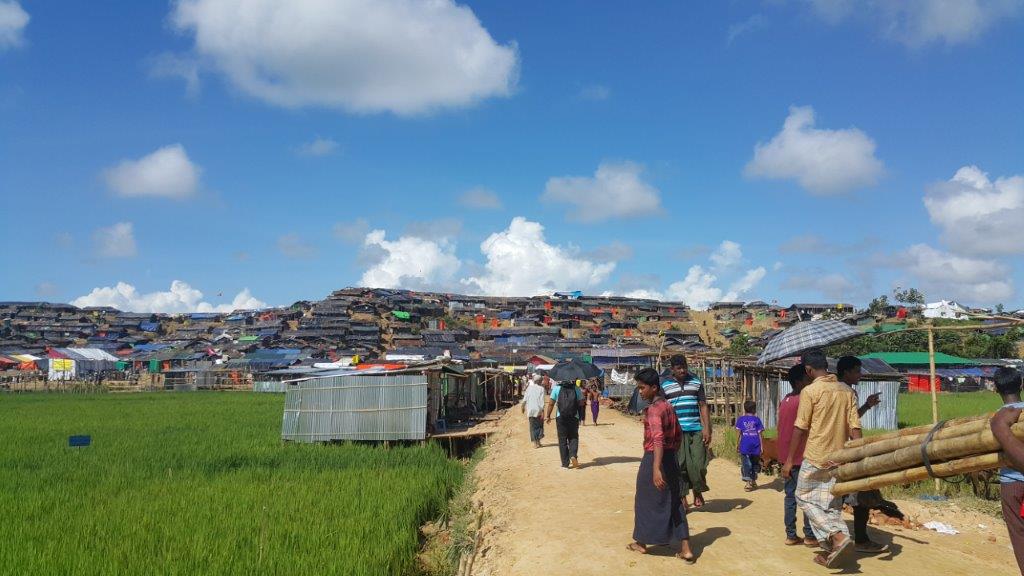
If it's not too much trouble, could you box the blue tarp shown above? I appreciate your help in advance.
[139,322,160,332]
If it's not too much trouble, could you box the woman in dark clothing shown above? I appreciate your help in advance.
[628,368,694,563]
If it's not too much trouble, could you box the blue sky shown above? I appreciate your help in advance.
[1,0,1023,312]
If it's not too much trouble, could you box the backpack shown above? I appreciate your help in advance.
[556,382,579,420]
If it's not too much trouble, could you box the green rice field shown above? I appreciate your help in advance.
[0,393,463,576]
[896,391,1004,428]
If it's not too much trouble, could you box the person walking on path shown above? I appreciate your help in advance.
[990,367,1024,574]
[836,355,887,554]
[577,379,588,425]
[735,400,764,491]
[781,349,861,568]
[628,368,694,563]
[521,374,546,448]
[545,378,585,468]
[589,378,601,425]
[778,363,818,547]
[661,355,712,508]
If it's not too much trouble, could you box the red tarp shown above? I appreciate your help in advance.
[908,374,941,393]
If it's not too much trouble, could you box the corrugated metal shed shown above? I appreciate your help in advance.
[754,380,899,430]
[282,373,428,442]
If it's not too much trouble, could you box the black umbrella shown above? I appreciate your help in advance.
[548,358,601,382]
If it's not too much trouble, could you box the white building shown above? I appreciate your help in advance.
[922,300,970,320]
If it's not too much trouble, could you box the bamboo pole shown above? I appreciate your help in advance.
[927,325,940,491]
[842,413,991,449]
[836,422,1024,481]
[829,412,1024,464]
[832,452,1007,496]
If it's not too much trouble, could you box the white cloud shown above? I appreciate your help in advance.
[924,165,1024,256]
[297,137,340,157]
[360,230,461,290]
[745,106,884,195]
[277,234,315,259]
[71,281,266,313]
[710,240,743,269]
[730,267,767,295]
[621,289,666,301]
[0,1,29,51]
[578,84,610,101]
[898,243,1012,304]
[149,53,201,97]
[458,187,502,210]
[171,0,518,115]
[333,218,371,244]
[666,266,725,309]
[102,144,201,199]
[804,0,1022,47]
[93,222,137,259]
[461,217,616,296]
[665,241,767,308]
[543,161,663,222]
[727,14,768,44]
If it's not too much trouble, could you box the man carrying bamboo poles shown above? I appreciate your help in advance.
[991,367,1024,573]
[781,349,861,568]
[836,356,888,554]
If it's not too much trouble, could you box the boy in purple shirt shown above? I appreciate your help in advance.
[735,400,764,491]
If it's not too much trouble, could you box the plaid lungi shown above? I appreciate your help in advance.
[795,461,849,543]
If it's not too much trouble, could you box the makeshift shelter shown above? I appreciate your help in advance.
[922,300,970,320]
[46,347,118,380]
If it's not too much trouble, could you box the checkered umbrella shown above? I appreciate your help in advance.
[756,320,863,365]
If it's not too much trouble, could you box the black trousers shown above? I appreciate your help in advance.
[555,416,579,467]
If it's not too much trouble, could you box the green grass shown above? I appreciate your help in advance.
[0,393,464,576]
[895,391,1004,428]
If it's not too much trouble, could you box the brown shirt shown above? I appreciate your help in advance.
[794,374,862,467]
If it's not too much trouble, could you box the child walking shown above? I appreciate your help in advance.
[735,400,764,491]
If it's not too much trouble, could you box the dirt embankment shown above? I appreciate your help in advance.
[468,407,1017,576]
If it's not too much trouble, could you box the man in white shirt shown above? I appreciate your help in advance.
[521,374,547,448]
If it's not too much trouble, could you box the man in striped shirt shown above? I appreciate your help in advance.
[661,355,712,508]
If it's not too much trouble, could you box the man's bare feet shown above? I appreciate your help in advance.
[627,542,648,554]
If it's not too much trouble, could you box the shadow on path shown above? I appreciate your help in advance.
[694,498,752,513]
[578,456,643,469]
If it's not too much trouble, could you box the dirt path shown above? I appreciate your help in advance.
[470,406,1017,575]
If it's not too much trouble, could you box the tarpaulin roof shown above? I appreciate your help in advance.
[859,352,975,366]
[48,347,118,361]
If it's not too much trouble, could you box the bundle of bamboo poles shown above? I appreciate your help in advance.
[830,412,1024,496]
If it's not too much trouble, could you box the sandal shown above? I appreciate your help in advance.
[824,535,853,568]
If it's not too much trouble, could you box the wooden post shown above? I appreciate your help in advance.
[927,325,940,492]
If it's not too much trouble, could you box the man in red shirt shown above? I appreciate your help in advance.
[778,363,816,547]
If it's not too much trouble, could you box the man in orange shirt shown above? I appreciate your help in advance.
[781,349,861,568]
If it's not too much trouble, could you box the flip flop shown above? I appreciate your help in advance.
[825,536,854,568]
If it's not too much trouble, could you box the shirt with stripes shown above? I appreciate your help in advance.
[661,375,706,433]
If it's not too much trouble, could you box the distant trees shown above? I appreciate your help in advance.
[726,333,756,357]
[868,295,889,316]
[893,287,925,306]
[828,326,1023,359]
